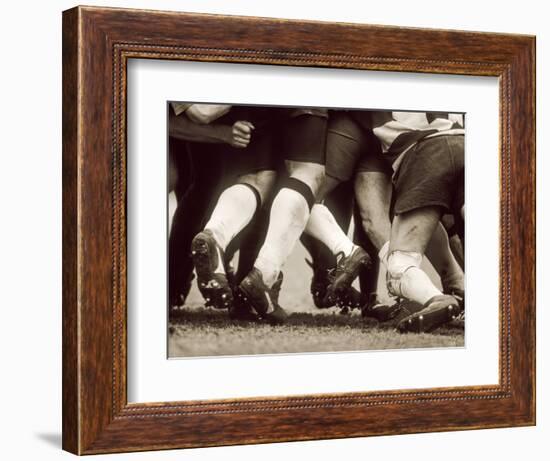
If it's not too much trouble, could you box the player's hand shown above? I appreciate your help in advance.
[230,121,255,148]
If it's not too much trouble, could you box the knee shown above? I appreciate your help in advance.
[238,170,276,205]
[386,250,422,297]
[247,170,276,196]
[288,164,326,198]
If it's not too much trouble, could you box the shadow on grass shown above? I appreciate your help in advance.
[169,306,463,336]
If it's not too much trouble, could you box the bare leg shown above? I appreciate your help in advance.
[387,207,442,304]
[316,174,342,202]
[354,171,392,251]
[390,207,463,333]
[354,171,392,304]
[424,222,464,293]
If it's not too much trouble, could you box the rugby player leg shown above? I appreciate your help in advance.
[387,206,443,305]
[387,206,461,333]
[191,169,275,310]
[303,111,371,308]
[441,214,465,270]
[354,169,404,320]
[235,159,323,323]
[237,112,330,323]
[355,170,464,319]
[424,222,464,302]
[192,107,280,312]
[305,200,370,307]
[169,140,220,309]
[354,171,392,251]
[388,207,460,333]
[256,159,325,286]
[302,179,355,308]
[388,135,464,333]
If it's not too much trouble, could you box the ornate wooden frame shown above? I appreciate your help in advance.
[62,5,536,454]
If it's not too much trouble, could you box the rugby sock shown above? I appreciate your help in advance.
[379,241,390,265]
[204,184,259,251]
[255,187,311,287]
[386,251,441,305]
[305,204,355,258]
[400,267,442,305]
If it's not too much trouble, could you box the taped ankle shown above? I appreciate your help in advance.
[386,250,423,297]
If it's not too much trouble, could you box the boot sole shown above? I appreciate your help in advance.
[191,234,233,309]
[397,302,461,333]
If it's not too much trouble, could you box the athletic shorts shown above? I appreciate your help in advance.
[392,135,464,217]
[280,109,328,165]
[222,106,328,175]
[325,111,390,182]
[217,106,282,176]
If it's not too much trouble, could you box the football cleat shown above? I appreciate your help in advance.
[396,294,462,333]
[333,284,365,311]
[237,269,288,325]
[228,296,260,321]
[361,294,403,322]
[191,230,233,310]
[448,287,464,310]
[306,261,336,309]
[327,246,371,306]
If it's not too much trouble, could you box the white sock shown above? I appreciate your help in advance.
[204,184,257,250]
[304,204,355,257]
[400,267,442,305]
[387,251,441,305]
[255,188,310,287]
[379,241,390,267]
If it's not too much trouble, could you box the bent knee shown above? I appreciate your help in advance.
[238,170,277,204]
[287,163,326,198]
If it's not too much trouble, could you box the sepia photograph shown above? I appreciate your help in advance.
[58,4,536,454]
[57,4,536,454]
[167,103,466,358]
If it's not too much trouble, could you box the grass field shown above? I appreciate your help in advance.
[167,194,464,358]
[168,306,464,358]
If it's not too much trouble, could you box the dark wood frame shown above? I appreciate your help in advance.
[62,5,536,455]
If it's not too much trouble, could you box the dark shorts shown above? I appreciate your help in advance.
[392,135,464,217]
[223,106,328,176]
[325,111,390,182]
[217,106,282,176]
[280,110,327,165]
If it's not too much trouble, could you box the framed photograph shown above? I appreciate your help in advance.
[62,5,535,455]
